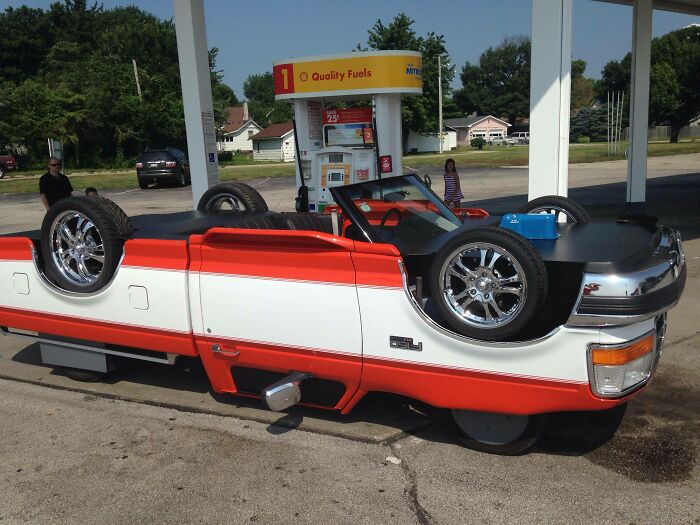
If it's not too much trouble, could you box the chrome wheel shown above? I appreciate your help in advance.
[527,205,578,223]
[49,210,105,287]
[205,194,247,211]
[439,242,527,330]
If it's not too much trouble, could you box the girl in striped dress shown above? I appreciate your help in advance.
[443,158,463,208]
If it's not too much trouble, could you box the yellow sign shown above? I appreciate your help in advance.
[274,51,422,99]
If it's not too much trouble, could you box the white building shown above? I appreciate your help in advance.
[251,122,296,162]
[217,102,263,153]
[407,130,457,153]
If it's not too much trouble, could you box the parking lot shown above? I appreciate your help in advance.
[0,154,699,524]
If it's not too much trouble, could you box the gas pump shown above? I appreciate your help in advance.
[274,51,423,212]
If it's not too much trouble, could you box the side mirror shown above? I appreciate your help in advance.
[423,174,432,188]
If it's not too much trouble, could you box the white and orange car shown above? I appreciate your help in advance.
[0,175,685,454]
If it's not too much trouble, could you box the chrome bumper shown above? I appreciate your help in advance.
[567,227,686,327]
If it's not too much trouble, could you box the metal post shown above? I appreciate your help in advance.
[528,0,573,199]
[627,0,652,203]
[132,59,142,103]
[438,55,443,154]
[607,91,610,157]
[173,0,219,208]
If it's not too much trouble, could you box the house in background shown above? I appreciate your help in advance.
[406,130,457,153]
[251,122,295,162]
[217,102,263,153]
[444,116,511,146]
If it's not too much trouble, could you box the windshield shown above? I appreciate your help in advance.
[331,175,462,249]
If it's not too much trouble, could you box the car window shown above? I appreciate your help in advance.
[332,175,462,250]
[140,151,174,162]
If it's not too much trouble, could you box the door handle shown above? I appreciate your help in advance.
[211,343,240,358]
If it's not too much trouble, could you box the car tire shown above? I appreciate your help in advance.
[138,178,148,189]
[197,182,269,213]
[61,367,107,382]
[442,409,548,455]
[40,197,125,293]
[96,197,133,237]
[429,227,547,341]
[178,169,187,187]
[0,166,5,179]
[518,195,591,224]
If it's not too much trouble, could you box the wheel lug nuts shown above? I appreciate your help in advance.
[470,289,476,295]
[469,277,475,281]
[482,272,487,277]
[484,293,489,299]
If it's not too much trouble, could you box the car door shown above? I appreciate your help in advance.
[191,228,363,408]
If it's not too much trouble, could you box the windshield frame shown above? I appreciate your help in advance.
[330,174,463,244]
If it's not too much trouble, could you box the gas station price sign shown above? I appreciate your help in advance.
[322,108,373,148]
[274,51,423,99]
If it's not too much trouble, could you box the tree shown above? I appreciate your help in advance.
[649,62,681,125]
[569,60,594,111]
[360,13,454,147]
[596,25,700,142]
[242,72,292,127]
[454,37,530,125]
[0,1,239,166]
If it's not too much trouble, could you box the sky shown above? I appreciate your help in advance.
[2,0,699,97]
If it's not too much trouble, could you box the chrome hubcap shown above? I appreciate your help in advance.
[440,242,527,329]
[50,211,105,287]
[207,195,245,211]
[528,205,577,223]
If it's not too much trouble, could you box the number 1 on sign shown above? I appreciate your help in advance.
[281,68,288,90]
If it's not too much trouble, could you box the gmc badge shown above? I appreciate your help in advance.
[390,336,422,352]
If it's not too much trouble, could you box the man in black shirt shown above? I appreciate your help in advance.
[39,156,73,209]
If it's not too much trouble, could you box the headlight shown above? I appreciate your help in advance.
[588,332,657,398]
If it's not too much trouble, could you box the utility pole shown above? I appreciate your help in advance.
[438,54,443,154]
[132,59,142,103]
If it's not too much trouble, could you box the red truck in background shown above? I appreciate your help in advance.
[0,155,18,179]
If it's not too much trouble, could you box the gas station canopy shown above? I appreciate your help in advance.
[273,51,423,99]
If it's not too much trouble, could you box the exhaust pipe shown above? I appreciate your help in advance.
[262,372,312,412]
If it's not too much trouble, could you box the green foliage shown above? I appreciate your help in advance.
[576,135,590,144]
[217,150,233,162]
[470,137,486,150]
[454,37,531,125]
[571,59,587,81]
[0,1,238,166]
[242,72,292,127]
[569,105,617,143]
[360,13,454,143]
[596,25,700,142]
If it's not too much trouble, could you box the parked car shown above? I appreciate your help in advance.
[135,148,190,188]
[0,176,685,454]
[510,132,530,144]
[489,136,509,146]
[0,155,18,179]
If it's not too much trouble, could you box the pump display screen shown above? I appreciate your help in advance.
[324,123,373,147]
[329,172,343,182]
[328,153,344,163]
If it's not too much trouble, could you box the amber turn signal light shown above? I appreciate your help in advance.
[591,333,655,366]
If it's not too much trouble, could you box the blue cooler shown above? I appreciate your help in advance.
[499,213,558,240]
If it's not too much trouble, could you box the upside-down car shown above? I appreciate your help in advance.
[0,175,685,454]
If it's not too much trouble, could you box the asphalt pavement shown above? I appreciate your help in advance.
[0,154,699,524]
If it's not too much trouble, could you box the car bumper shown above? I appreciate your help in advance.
[567,226,686,327]
[137,170,178,182]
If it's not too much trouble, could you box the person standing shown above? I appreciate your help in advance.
[443,158,463,208]
[39,156,73,210]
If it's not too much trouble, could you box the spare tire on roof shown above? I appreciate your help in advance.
[518,195,591,224]
[40,196,129,293]
[197,182,268,213]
